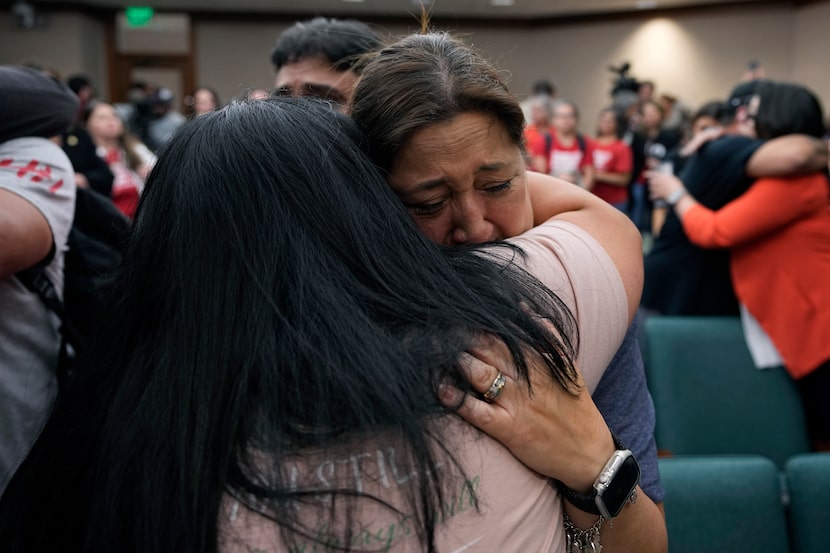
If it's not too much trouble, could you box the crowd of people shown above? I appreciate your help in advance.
[0,13,828,553]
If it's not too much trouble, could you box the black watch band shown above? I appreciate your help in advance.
[556,430,640,518]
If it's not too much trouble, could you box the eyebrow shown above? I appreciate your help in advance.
[304,83,345,103]
[276,82,345,103]
[402,161,516,196]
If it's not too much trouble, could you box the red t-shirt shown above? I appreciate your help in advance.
[527,131,591,179]
[590,139,633,205]
[103,148,141,219]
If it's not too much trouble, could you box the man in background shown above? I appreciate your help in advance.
[270,17,382,111]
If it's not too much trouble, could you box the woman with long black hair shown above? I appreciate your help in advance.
[0,97,641,552]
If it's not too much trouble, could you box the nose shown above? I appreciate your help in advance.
[450,197,494,245]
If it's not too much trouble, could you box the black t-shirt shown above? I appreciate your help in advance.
[642,135,763,315]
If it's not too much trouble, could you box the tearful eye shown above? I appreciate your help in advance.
[407,199,446,217]
[483,181,512,194]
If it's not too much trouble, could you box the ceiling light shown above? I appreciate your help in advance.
[636,0,658,8]
[491,0,516,6]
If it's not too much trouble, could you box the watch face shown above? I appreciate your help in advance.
[598,453,641,518]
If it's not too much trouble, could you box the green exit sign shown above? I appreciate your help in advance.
[125,6,155,27]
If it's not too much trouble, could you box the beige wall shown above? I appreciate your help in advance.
[0,11,108,99]
[792,1,830,118]
[1,3,827,128]
[194,5,800,132]
[432,5,794,132]
[194,20,290,101]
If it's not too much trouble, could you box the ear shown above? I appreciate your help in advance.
[734,105,749,124]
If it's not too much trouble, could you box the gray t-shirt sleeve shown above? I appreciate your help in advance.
[0,137,75,494]
[592,313,665,503]
[0,137,76,289]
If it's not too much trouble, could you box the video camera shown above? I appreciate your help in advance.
[608,62,640,109]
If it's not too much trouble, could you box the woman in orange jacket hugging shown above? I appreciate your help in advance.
[649,81,830,449]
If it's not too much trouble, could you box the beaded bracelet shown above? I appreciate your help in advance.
[563,512,605,553]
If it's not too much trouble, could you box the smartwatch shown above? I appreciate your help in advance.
[558,434,641,519]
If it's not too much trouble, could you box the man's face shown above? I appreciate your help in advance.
[274,56,358,112]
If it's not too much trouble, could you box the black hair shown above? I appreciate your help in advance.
[597,106,626,139]
[67,73,92,95]
[753,81,825,139]
[722,79,767,121]
[691,100,728,125]
[531,79,555,96]
[270,17,382,73]
[0,98,577,553]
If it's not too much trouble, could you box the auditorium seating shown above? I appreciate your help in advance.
[642,316,810,467]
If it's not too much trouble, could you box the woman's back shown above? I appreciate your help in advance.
[219,217,630,552]
[221,417,564,552]
[726,173,830,377]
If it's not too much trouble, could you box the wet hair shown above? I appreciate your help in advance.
[753,81,825,139]
[270,17,382,73]
[0,98,577,553]
[350,32,525,173]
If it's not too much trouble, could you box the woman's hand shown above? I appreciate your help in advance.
[439,334,615,494]
[442,336,668,553]
[647,171,684,202]
[680,126,723,157]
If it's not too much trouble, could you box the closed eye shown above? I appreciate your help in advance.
[406,199,446,217]
[483,181,512,195]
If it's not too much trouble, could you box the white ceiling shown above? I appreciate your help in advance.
[41,0,769,20]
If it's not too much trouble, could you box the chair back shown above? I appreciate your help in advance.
[659,455,790,553]
[785,452,830,553]
[643,316,810,467]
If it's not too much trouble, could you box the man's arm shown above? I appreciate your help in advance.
[746,135,828,177]
[0,189,53,280]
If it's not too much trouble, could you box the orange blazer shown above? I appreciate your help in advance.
[682,173,830,379]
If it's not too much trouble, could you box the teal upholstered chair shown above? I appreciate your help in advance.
[785,453,830,553]
[642,316,810,467]
[659,455,789,553]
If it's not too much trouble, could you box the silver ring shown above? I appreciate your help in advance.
[482,372,506,402]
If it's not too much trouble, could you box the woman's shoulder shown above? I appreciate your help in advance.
[505,220,629,390]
